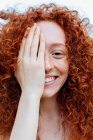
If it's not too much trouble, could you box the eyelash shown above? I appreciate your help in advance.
[52,52,63,58]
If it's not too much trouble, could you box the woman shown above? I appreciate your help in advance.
[0,3,93,140]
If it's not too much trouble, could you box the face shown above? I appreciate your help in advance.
[37,21,69,98]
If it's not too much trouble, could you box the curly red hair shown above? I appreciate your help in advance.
[0,3,93,140]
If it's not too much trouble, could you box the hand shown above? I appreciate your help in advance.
[15,23,45,98]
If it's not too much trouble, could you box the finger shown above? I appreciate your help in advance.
[24,27,30,38]
[38,33,45,63]
[30,26,40,60]
[24,23,36,58]
[18,27,30,60]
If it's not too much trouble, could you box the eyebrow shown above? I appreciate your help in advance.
[50,43,65,47]
[48,42,68,53]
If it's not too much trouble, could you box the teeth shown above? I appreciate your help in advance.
[45,77,55,83]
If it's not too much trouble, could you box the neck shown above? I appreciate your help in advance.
[40,94,60,119]
[38,95,63,139]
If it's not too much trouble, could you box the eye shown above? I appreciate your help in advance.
[52,51,63,59]
[54,52,61,55]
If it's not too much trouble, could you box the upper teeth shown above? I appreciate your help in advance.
[45,77,55,83]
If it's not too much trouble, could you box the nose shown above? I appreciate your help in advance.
[44,52,54,73]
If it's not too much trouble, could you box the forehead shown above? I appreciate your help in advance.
[37,21,66,47]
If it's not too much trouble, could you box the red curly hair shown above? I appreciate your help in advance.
[0,3,93,140]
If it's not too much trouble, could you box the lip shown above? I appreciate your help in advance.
[45,75,58,78]
[45,76,58,87]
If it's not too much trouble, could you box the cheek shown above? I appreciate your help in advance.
[55,59,69,74]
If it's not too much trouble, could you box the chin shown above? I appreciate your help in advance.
[41,92,58,99]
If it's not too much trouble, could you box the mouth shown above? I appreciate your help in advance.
[45,76,59,86]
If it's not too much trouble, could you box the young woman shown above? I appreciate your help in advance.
[0,3,93,140]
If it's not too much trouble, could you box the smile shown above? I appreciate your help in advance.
[45,76,58,86]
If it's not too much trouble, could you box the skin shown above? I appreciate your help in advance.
[37,21,69,139]
[37,21,69,98]
[9,21,70,140]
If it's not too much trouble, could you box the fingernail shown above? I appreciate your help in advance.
[34,23,37,26]
[27,27,30,30]
[24,27,30,38]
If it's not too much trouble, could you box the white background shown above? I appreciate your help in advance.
[0,0,93,24]
[0,0,93,23]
